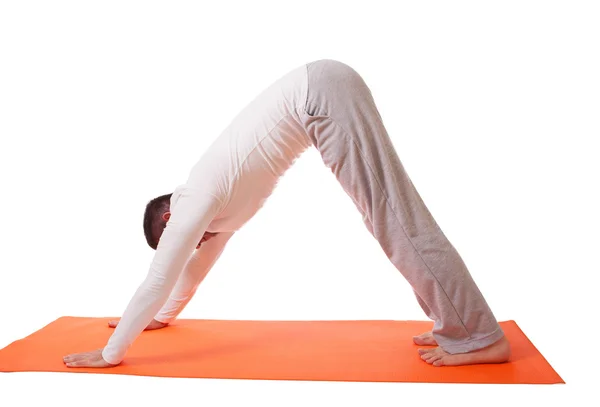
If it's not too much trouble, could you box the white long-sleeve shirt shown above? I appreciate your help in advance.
[102,63,312,364]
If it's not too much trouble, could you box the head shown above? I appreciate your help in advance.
[143,193,172,250]
[143,193,219,250]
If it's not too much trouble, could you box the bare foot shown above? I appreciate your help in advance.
[418,335,511,367]
[413,331,438,346]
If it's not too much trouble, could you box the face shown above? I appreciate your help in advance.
[160,211,218,249]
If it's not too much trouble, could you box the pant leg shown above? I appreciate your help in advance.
[300,59,504,354]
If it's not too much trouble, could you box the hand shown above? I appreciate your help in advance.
[108,318,168,330]
[63,348,117,368]
[197,231,218,249]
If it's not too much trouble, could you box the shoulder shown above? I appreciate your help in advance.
[171,184,225,213]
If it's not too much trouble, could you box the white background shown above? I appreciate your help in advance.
[1,1,598,406]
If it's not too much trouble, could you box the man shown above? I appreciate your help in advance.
[63,60,511,368]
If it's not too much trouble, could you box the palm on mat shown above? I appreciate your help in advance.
[63,318,168,368]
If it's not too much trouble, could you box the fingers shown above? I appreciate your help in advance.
[146,320,166,330]
[63,349,114,368]
[111,318,167,331]
[65,359,88,368]
[65,360,106,368]
[63,353,92,367]
[64,351,93,363]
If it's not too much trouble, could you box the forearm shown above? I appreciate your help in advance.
[154,231,234,324]
[102,186,222,365]
[102,267,181,364]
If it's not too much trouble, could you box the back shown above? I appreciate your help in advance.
[184,63,312,233]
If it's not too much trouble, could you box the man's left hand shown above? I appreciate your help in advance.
[63,348,118,368]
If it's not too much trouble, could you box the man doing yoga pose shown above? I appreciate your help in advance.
[64,60,511,368]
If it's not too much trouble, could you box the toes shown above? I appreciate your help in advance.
[63,354,76,363]
[426,354,443,364]
[419,347,439,361]
[418,347,438,355]
[413,336,423,345]
[418,346,451,366]
[414,332,437,346]
[423,350,442,361]
[421,353,435,361]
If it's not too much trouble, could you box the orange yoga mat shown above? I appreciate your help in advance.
[0,317,563,384]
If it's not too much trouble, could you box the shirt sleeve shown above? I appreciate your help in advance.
[102,185,223,365]
[153,230,235,324]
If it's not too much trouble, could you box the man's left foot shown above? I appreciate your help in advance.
[418,335,511,367]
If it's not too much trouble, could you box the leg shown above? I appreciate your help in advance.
[300,59,509,365]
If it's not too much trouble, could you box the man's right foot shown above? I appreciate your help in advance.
[413,331,438,346]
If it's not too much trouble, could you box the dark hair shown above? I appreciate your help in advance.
[143,193,172,250]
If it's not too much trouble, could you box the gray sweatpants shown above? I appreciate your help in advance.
[300,59,504,354]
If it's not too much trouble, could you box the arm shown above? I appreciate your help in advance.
[101,185,223,365]
[153,230,234,324]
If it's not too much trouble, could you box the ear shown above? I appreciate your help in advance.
[161,212,171,222]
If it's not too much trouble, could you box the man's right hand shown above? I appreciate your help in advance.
[108,318,168,331]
